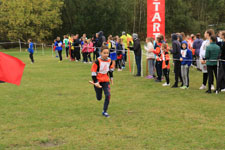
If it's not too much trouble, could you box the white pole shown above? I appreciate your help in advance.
[42,43,44,55]
[19,39,22,52]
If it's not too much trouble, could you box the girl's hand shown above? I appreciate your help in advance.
[94,82,102,88]
[180,58,183,61]
[89,81,102,88]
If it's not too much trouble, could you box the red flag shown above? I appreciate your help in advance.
[0,52,25,86]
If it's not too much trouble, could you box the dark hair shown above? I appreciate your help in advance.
[157,35,164,43]
[101,45,109,52]
[206,29,215,37]
[210,35,217,42]
[196,33,201,38]
[28,39,32,42]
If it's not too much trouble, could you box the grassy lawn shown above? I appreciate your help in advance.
[0,48,224,150]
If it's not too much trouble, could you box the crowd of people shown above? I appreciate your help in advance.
[47,29,225,95]
[142,29,225,94]
[52,31,133,71]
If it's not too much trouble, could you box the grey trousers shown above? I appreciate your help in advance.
[148,59,155,76]
[181,65,190,87]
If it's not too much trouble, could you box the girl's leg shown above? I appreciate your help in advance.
[184,65,188,86]
[88,53,92,62]
[163,69,169,84]
[203,73,208,86]
[58,50,62,61]
[186,65,190,87]
[66,47,69,58]
[94,85,103,101]
[181,65,186,86]
[149,59,154,76]
[119,59,122,69]
[29,53,34,63]
[102,82,110,113]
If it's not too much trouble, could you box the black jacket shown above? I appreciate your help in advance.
[170,34,181,59]
[129,38,142,56]
[73,39,80,50]
[220,41,225,60]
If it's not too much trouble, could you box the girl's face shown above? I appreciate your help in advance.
[101,49,109,59]
[182,43,187,49]
[204,32,209,39]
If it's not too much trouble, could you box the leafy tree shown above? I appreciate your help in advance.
[0,0,63,42]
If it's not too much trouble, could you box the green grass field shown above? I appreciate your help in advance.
[0,48,224,150]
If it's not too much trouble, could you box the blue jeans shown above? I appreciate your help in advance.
[135,55,141,75]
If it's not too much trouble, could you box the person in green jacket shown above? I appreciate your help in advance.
[205,35,221,93]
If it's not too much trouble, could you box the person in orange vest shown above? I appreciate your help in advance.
[153,36,164,82]
[161,43,170,86]
[90,46,114,118]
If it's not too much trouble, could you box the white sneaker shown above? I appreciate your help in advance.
[199,84,206,90]
[211,85,215,90]
[162,83,170,86]
[221,89,225,92]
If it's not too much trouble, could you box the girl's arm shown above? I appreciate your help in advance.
[91,60,102,88]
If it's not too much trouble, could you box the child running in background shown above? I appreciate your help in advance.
[161,43,170,86]
[89,46,114,118]
[27,39,34,63]
[180,41,193,89]
[144,37,155,79]
[116,38,123,71]
[55,37,63,62]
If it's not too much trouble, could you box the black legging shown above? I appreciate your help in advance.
[163,69,170,84]
[29,53,34,63]
[75,48,81,61]
[207,65,217,91]
[174,60,183,85]
[217,63,225,91]
[66,47,69,57]
[203,72,214,86]
[155,61,162,81]
[58,50,62,61]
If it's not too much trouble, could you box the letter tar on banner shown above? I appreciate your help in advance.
[147,0,165,39]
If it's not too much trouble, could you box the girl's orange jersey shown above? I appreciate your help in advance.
[91,57,114,83]
[161,51,170,69]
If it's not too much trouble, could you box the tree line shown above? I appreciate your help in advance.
[0,0,224,43]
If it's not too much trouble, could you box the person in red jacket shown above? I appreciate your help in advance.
[161,43,170,86]
[90,46,114,117]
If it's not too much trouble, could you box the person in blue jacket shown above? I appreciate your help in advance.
[55,37,63,62]
[180,41,192,89]
[28,39,34,63]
